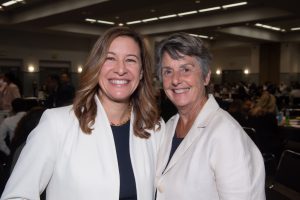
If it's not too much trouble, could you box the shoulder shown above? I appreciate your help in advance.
[205,108,252,145]
[8,83,19,89]
[43,105,74,119]
[212,108,242,130]
[38,105,77,131]
[146,118,166,145]
[165,114,178,128]
[27,105,78,146]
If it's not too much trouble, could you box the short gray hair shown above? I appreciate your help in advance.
[155,32,212,82]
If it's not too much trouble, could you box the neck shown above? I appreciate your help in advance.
[99,96,131,126]
[176,96,208,138]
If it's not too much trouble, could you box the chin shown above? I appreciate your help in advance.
[111,96,131,103]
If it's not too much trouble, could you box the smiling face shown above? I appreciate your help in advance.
[161,52,210,112]
[98,36,142,104]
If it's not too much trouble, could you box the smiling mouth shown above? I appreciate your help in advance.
[109,79,129,85]
[173,88,190,94]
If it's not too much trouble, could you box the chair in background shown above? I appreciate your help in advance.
[243,126,257,144]
[243,126,277,177]
[266,150,300,200]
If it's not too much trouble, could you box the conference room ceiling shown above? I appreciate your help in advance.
[0,0,300,43]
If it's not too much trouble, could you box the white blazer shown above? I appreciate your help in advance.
[155,95,266,200]
[1,96,165,200]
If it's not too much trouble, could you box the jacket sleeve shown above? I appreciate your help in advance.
[209,123,266,200]
[1,109,61,200]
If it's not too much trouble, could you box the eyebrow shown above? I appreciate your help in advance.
[162,63,194,69]
[162,66,172,70]
[107,51,139,59]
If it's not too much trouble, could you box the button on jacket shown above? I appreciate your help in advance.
[1,96,165,200]
[155,95,266,200]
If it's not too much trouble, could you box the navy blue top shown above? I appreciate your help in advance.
[165,133,184,171]
[111,121,137,200]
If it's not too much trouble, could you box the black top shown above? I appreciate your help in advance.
[111,121,137,200]
[164,133,184,172]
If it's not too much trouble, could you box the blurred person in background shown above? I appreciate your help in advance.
[56,72,75,107]
[0,72,21,111]
[247,91,280,155]
[0,98,27,156]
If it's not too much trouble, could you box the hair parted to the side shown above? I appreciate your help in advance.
[73,26,160,138]
[155,32,212,95]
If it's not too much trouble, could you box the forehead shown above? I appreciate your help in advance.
[109,36,140,54]
[161,52,199,67]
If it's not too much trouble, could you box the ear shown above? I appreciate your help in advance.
[204,70,211,86]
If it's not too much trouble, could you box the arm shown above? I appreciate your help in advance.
[1,109,60,200]
[10,85,21,99]
[209,123,266,200]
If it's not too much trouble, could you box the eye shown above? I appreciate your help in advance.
[105,56,115,61]
[183,67,191,73]
[162,69,172,76]
[180,65,193,75]
[126,58,137,63]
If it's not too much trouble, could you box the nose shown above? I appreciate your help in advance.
[114,60,127,75]
[171,71,181,86]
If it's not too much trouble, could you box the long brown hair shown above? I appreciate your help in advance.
[73,27,160,138]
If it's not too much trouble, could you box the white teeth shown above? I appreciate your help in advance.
[174,88,189,94]
[110,79,128,84]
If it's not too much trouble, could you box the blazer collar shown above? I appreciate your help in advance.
[161,94,220,174]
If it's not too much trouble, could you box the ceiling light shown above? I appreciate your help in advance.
[159,14,177,19]
[28,65,35,72]
[198,35,209,39]
[97,20,114,25]
[255,23,284,32]
[189,33,210,39]
[291,27,300,31]
[2,0,18,7]
[126,20,142,25]
[199,6,221,12]
[118,23,124,26]
[142,17,158,22]
[222,2,247,9]
[271,27,280,31]
[244,69,249,74]
[77,66,83,73]
[85,18,96,23]
[178,10,197,16]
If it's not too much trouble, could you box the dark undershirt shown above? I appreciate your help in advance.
[111,121,137,200]
[165,133,184,171]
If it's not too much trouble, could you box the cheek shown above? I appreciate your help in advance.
[162,77,171,87]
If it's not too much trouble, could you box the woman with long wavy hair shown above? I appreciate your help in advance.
[1,27,165,200]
